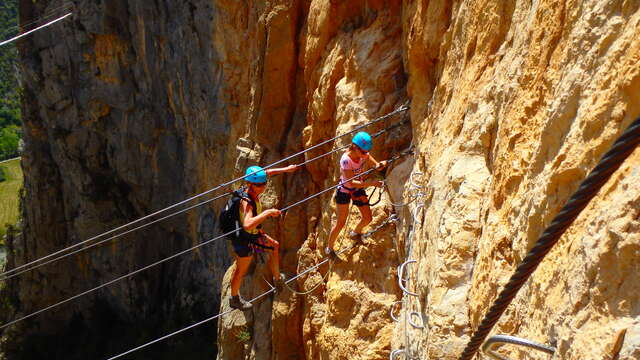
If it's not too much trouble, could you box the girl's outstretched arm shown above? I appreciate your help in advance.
[265,164,299,176]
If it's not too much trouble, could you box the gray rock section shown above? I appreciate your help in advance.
[2,0,248,359]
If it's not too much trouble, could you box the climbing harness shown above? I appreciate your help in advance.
[0,104,410,281]
[365,176,385,206]
[0,147,414,330]
[482,335,555,360]
[459,116,640,360]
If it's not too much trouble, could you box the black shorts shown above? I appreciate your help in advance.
[335,188,368,207]
[231,233,260,258]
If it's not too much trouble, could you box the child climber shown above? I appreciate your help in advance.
[229,164,299,310]
[325,131,387,260]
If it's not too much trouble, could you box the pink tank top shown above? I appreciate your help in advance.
[339,152,365,193]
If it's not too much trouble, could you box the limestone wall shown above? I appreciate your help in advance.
[400,1,640,359]
[5,0,639,360]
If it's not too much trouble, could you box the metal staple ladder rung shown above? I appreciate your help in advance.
[398,259,419,297]
[482,335,556,360]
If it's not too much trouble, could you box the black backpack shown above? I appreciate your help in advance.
[219,188,256,239]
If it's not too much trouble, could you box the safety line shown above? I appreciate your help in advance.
[297,117,409,168]
[2,2,73,36]
[107,212,401,360]
[0,191,230,281]
[0,114,410,281]
[106,286,274,360]
[0,104,409,279]
[0,148,413,330]
[0,157,21,164]
[0,12,73,47]
[284,257,332,295]
[282,212,399,295]
[0,226,239,330]
[458,116,640,360]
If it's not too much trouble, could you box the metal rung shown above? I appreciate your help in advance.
[398,260,418,296]
[390,301,402,322]
[390,349,405,360]
[408,311,424,329]
[482,335,556,360]
[409,172,424,189]
[410,203,424,225]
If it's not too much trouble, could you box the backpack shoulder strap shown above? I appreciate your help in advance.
[234,188,258,217]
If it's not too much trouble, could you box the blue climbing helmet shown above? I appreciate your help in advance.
[245,165,267,184]
[352,131,373,151]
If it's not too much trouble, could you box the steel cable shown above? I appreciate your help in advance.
[458,116,640,360]
[2,2,73,35]
[0,104,409,279]
[107,212,401,360]
[284,257,333,295]
[0,12,73,47]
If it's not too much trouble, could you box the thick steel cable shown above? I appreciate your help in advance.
[0,104,409,279]
[1,148,413,329]
[0,12,73,47]
[458,116,640,360]
[108,212,401,359]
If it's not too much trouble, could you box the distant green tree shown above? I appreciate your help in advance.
[0,1,21,161]
[0,125,20,159]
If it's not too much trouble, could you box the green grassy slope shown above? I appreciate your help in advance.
[0,158,22,241]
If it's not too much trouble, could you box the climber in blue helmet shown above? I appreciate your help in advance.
[229,163,299,310]
[325,131,387,260]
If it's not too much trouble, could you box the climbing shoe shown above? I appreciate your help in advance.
[324,246,340,262]
[274,273,286,293]
[229,295,252,310]
[349,231,365,244]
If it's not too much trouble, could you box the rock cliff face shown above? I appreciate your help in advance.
[399,1,640,359]
[3,0,639,360]
[4,0,307,358]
